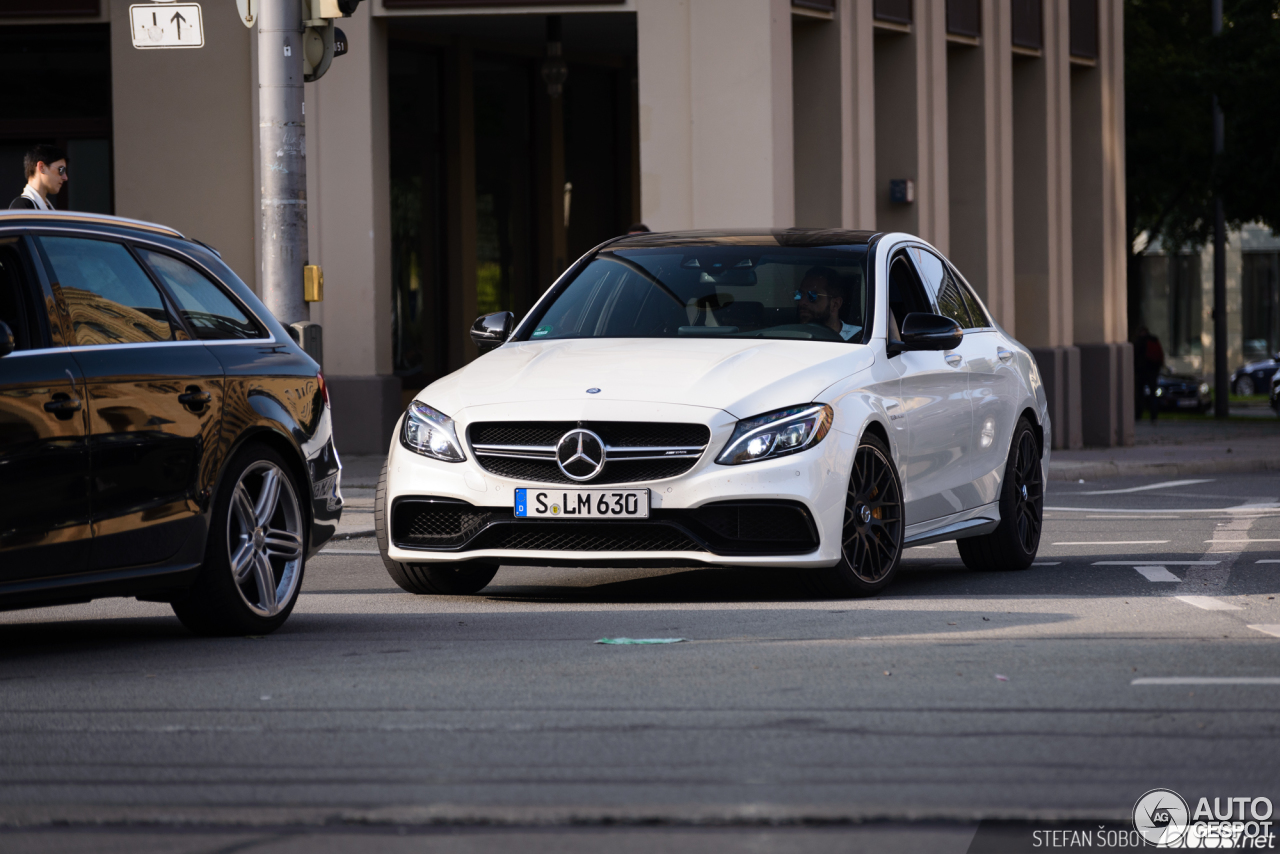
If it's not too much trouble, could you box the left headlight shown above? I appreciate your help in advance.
[400,401,466,462]
[716,404,834,466]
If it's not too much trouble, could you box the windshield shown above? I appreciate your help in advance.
[518,246,871,344]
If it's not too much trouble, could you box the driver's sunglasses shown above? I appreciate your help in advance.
[793,290,826,303]
[55,165,67,176]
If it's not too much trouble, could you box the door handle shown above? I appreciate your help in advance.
[43,393,81,419]
[997,348,1014,363]
[178,387,213,409]
[945,354,963,367]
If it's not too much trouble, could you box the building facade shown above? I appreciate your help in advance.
[2,0,1130,452]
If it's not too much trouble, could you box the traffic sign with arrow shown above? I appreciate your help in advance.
[129,3,204,49]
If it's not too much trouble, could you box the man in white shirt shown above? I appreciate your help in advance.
[795,266,861,341]
[9,144,67,211]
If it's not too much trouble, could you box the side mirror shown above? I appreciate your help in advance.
[887,312,963,354]
[470,311,515,353]
[0,321,13,358]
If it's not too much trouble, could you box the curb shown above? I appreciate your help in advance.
[1049,456,1280,481]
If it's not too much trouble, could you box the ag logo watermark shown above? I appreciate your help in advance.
[1134,789,1190,846]
[1132,788,1275,848]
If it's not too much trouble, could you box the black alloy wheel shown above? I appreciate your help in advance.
[808,433,904,598]
[957,417,1043,572]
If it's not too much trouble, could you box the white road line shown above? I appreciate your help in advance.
[1085,515,1181,519]
[1205,539,1280,543]
[1175,595,1242,611]
[1047,505,1280,514]
[1079,479,1213,496]
[319,550,381,556]
[1093,560,1220,566]
[1258,560,1280,564]
[1133,677,1280,685]
[1135,566,1181,582]
[1032,561,1061,566]
[1052,540,1170,546]
[1247,625,1280,639]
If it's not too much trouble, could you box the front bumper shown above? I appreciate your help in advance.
[383,404,856,569]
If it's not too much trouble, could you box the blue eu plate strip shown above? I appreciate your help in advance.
[514,488,527,518]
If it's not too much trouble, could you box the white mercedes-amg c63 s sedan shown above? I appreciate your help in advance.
[376,229,1050,598]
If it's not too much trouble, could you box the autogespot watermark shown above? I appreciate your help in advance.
[1013,789,1278,849]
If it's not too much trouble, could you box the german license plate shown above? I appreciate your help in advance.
[1177,398,1199,407]
[514,488,650,519]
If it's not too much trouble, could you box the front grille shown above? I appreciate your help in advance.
[469,523,705,553]
[390,498,817,556]
[478,456,698,485]
[468,421,712,485]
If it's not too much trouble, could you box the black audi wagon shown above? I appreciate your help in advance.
[0,211,342,634]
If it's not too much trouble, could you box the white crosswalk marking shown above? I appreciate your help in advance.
[1176,596,1242,611]
[1135,566,1180,582]
[1247,625,1280,639]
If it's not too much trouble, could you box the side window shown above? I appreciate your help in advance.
[138,249,263,340]
[39,236,174,346]
[887,251,934,336]
[953,270,990,328]
[910,247,974,329]
[0,239,40,351]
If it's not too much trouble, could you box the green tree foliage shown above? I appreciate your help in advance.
[1126,0,1280,252]
[1125,0,1279,333]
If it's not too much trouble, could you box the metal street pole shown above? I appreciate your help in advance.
[1212,0,1228,419]
[258,0,308,325]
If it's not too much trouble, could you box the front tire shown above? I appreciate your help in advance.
[375,459,499,595]
[171,445,307,636]
[807,433,905,598]
[957,418,1043,572]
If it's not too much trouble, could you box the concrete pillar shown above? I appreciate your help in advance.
[638,0,795,230]
[305,6,399,455]
[840,0,876,230]
[1070,0,1131,446]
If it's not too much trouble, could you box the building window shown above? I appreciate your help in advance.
[0,24,111,213]
[946,0,980,39]
[1011,0,1043,51]
[1242,253,1280,360]
[1069,0,1099,60]
[874,0,912,25]
[1141,253,1202,362]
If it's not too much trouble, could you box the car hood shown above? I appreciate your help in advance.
[418,338,876,419]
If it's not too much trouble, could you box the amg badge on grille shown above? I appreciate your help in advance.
[556,429,606,481]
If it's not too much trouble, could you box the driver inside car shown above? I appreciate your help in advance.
[795,266,860,341]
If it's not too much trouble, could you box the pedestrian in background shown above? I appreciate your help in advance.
[9,144,67,210]
[1133,325,1164,424]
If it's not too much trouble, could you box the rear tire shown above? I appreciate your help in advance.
[807,433,905,598]
[957,418,1043,572]
[171,444,307,636]
[375,459,499,595]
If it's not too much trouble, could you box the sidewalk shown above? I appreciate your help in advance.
[329,416,1278,538]
[1048,416,1278,481]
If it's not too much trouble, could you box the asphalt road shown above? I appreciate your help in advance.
[2,472,1279,853]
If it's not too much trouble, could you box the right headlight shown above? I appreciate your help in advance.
[400,401,466,462]
[716,404,834,466]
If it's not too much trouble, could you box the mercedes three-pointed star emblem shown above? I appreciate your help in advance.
[556,428,606,482]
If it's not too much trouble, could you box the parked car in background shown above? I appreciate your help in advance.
[1231,353,1279,396]
[377,229,1050,599]
[0,211,342,634]
[1149,368,1212,413]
